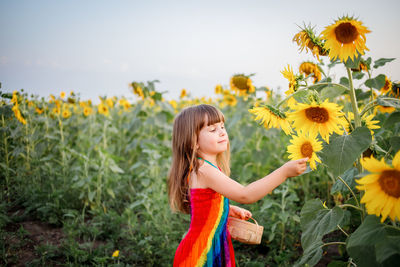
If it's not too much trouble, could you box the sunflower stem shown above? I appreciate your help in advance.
[346,67,361,128]
[339,204,363,211]
[360,97,398,117]
[337,175,361,212]
[337,224,349,237]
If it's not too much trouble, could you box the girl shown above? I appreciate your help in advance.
[168,104,308,267]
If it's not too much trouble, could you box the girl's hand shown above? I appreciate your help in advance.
[229,205,252,220]
[282,157,308,178]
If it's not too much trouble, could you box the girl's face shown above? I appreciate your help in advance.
[197,120,229,157]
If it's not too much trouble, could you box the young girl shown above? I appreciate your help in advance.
[168,104,308,267]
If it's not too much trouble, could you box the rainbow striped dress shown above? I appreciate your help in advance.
[173,187,236,267]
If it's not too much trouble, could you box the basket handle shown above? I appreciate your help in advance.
[248,217,258,226]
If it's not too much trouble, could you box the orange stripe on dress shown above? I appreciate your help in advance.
[179,194,223,267]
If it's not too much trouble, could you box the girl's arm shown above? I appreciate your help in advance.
[198,158,308,204]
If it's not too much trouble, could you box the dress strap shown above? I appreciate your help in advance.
[198,157,221,171]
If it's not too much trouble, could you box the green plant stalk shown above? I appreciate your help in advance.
[359,97,398,117]
[2,115,10,201]
[321,241,346,247]
[23,101,31,171]
[346,67,361,128]
[57,115,67,182]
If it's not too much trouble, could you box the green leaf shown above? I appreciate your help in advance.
[331,167,358,194]
[373,58,395,68]
[320,127,372,177]
[106,188,115,199]
[344,55,362,69]
[320,85,347,101]
[377,97,400,108]
[339,77,349,87]
[389,136,400,153]
[352,71,365,80]
[365,74,386,89]
[292,89,309,103]
[347,215,400,266]
[383,111,400,128]
[296,199,345,266]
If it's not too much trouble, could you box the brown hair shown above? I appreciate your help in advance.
[167,104,230,214]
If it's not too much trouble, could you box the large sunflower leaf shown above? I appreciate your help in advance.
[364,74,386,89]
[373,58,395,68]
[344,55,362,69]
[295,199,345,267]
[347,215,400,266]
[320,127,372,177]
[321,85,347,101]
[383,111,400,128]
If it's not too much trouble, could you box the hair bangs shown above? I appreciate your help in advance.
[198,104,225,127]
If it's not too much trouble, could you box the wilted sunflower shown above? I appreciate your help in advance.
[389,82,400,98]
[249,105,292,135]
[293,25,327,61]
[351,59,369,72]
[131,83,145,100]
[287,131,323,170]
[12,104,27,124]
[380,76,392,95]
[299,62,322,83]
[281,65,301,108]
[230,74,255,96]
[288,99,347,143]
[321,16,371,62]
[356,150,400,222]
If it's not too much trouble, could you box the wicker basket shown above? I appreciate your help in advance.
[227,216,263,245]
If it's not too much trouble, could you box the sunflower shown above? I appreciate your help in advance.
[356,150,400,222]
[249,105,292,135]
[106,98,114,108]
[380,76,392,95]
[351,59,369,72]
[389,82,400,99]
[12,104,27,124]
[293,25,327,61]
[52,107,60,116]
[62,108,71,119]
[346,112,380,135]
[131,83,145,100]
[222,94,237,107]
[35,107,44,115]
[180,89,187,99]
[215,84,223,94]
[83,107,93,116]
[281,65,301,108]
[230,74,255,96]
[299,62,322,83]
[60,91,66,99]
[288,99,347,143]
[287,131,323,170]
[321,16,371,62]
[375,105,396,114]
[98,102,110,116]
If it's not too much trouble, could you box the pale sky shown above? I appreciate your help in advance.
[1,0,399,102]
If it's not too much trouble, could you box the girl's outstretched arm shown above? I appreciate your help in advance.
[197,158,308,204]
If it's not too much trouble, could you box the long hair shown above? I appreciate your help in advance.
[167,104,231,214]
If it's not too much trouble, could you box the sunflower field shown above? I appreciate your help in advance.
[1,16,400,266]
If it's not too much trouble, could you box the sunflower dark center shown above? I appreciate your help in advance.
[300,141,313,158]
[378,170,400,198]
[334,22,359,44]
[305,107,329,123]
[233,76,249,90]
